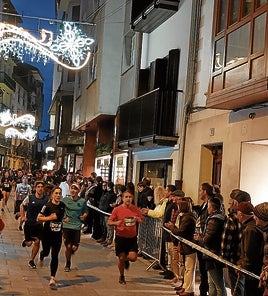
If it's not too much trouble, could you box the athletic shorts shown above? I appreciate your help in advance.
[24,222,43,241]
[62,228,81,246]
[115,235,138,256]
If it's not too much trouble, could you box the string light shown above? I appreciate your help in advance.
[5,126,37,141]
[0,109,37,141]
[0,21,94,70]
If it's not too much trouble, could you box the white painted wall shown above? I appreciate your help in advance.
[141,0,193,91]
[194,0,214,107]
[240,142,268,205]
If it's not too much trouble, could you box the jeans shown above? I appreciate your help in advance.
[227,267,244,296]
[208,267,227,296]
[197,251,209,296]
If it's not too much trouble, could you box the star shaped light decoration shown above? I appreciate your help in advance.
[0,21,94,70]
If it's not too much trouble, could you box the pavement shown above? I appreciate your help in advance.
[0,197,232,296]
[0,198,183,296]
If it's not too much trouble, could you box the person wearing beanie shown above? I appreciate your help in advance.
[196,196,227,296]
[253,202,268,295]
[231,189,251,203]
[237,202,263,295]
[221,189,251,295]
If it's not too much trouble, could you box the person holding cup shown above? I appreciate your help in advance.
[108,189,144,285]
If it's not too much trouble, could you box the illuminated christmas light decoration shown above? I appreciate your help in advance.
[0,109,37,141]
[0,22,94,70]
[5,126,37,141]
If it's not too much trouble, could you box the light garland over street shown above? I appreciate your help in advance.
[0,21,94,70]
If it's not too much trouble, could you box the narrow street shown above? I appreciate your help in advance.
[0,198,178,296]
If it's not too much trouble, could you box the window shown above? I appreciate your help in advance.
[211,0,267,93]
[72,6,80,22]
[67,70,75,82]
[87,46,98,85]
[122,32,136,73]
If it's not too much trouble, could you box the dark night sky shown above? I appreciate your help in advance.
[12,0,56,141]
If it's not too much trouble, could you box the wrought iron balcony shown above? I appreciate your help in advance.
[118,88,178,149]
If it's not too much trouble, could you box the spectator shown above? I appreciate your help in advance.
[221,189,251,295]
[137,180,155,210]
[142,185,176,272]
[165,198,197,296]
[237,201,263,296]
[195,182,214,296]
[59,173,73,198]
[197,197,226,296]
[160,189,184,280]
[253,202,268,295]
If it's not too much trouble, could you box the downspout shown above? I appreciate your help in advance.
[177,0,202,186]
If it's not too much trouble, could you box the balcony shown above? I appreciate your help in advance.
[131,0,180,33]
[0,72,16,91]
[56,132,84,147]
[118,88,178,149]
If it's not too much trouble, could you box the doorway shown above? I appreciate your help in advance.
[139,160,173,188]
[200,143,223,187]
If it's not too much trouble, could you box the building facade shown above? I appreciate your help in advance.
[183,0,268,205]
[52,0,268,207]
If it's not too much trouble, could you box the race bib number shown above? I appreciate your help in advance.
[49,221,62,232]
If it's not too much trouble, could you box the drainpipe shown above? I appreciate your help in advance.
[176,0,202,186]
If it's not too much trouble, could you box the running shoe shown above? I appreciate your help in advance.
[49,278,56,287]
[64,265,70,272]
[28,260,36,269]
[119,275,126,284]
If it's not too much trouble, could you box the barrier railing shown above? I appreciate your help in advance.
[162,227,260,280]
[137,216,163,270]
[86,204,260,280]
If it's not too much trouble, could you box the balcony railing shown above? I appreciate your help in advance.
[0,72,16,91]
[118,88,178,148]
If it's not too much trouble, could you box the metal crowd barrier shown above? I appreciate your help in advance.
[86,204,260,280]
[87,205,163,270]
[137,216,163,270]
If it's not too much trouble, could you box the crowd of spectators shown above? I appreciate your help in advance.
[0,167,268,295]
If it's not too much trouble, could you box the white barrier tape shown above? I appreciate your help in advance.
[162,226,260,281]
[86,203,111,216]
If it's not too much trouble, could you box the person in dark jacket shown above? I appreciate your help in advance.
[165,198,197,296]
[237,202,263,296]
[99,181,117,246]
[253,202,268,296]
[197,197,227,296]
[137,181,155,209]
[221,189,251,296]
[195,182,214,296]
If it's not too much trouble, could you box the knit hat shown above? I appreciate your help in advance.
[172,190,185,197]
[237,202,254,215]
[253,202,268,221]
[230,190,251,202]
